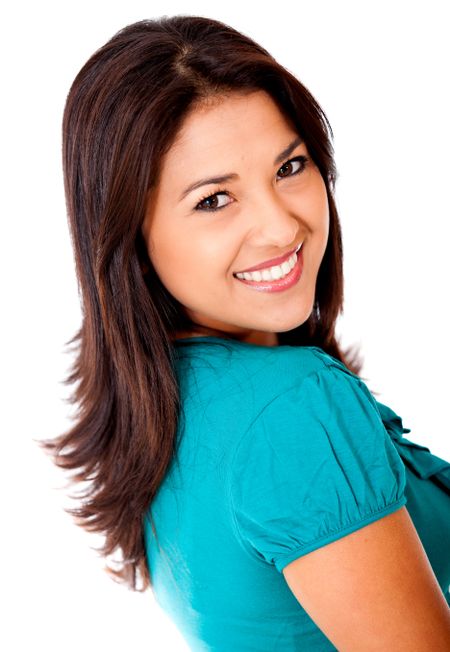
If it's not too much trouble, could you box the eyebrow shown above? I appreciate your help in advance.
[178,135,303,202]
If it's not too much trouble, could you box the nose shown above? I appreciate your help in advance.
[247,187,300,248]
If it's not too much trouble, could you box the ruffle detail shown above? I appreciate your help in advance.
[376,400,450,494]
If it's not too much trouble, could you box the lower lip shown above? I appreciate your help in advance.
[233,248,304,293]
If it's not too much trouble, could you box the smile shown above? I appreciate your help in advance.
[234,242,303,282]
[233,244,304,293]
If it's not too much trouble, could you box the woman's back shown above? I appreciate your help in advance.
[144,337,450,650]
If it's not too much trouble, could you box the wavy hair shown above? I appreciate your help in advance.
[39,14,366,592]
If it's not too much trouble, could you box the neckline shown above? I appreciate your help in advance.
[174,336,225,342]
[173,336,283,349]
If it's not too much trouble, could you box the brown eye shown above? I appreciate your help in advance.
[277,155,309,179]
[195,190,231,212]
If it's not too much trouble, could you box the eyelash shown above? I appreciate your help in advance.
[193,155,310,213]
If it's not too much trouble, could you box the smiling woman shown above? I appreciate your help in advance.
[38,13,450,652]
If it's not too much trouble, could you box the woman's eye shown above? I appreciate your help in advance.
[277,155,309,179]
[193,155,309,212]
[194,190,231,212]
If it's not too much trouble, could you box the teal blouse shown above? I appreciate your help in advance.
[144,337,450,651]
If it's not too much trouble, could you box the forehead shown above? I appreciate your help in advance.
[162,91,297,171]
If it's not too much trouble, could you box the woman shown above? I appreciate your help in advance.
[40,15,450,650]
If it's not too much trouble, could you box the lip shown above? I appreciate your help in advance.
[234,246,304,292]
[234,243,302,274]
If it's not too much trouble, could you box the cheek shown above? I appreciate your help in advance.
[174,227,230,276]
[148,220,218,285]
[144,219,181,282]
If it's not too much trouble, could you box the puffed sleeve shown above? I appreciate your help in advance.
[228,361,408,573]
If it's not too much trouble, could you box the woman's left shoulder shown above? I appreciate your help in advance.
[261,343,354,385]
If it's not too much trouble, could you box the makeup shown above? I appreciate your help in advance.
[234,246,304,293]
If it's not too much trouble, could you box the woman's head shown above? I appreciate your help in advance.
[141,90,329,345]
[44,15,362,593]
[63,14,343,354]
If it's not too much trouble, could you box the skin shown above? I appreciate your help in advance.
[141,90,330,346]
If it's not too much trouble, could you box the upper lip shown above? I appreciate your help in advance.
[234,242,303,274]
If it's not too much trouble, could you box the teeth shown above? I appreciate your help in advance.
[236,250,298,282]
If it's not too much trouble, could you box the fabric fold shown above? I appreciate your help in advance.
[375,400,450,605]
[376,400,450,493]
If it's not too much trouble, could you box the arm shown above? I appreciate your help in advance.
[282,506,450,651]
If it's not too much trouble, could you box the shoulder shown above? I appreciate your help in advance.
[231,344,362,421]
[247,343,361,391]
[233,343,354,398]
[229,346,399,494]
[175,341,343,409]
[245,343,373,420]
[177,341,380,448]
[227,347,407,572]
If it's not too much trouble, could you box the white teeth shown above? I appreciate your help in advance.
[236,250,298,282]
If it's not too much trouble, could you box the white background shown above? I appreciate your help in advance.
[2,1,449,650]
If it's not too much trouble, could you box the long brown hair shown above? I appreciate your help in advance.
[38,14,366,593]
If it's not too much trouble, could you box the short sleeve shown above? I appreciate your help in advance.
[228,362,407,573]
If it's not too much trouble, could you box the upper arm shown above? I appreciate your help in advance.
[282,506,450,651]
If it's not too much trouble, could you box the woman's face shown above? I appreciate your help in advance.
[141,90,329,346]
